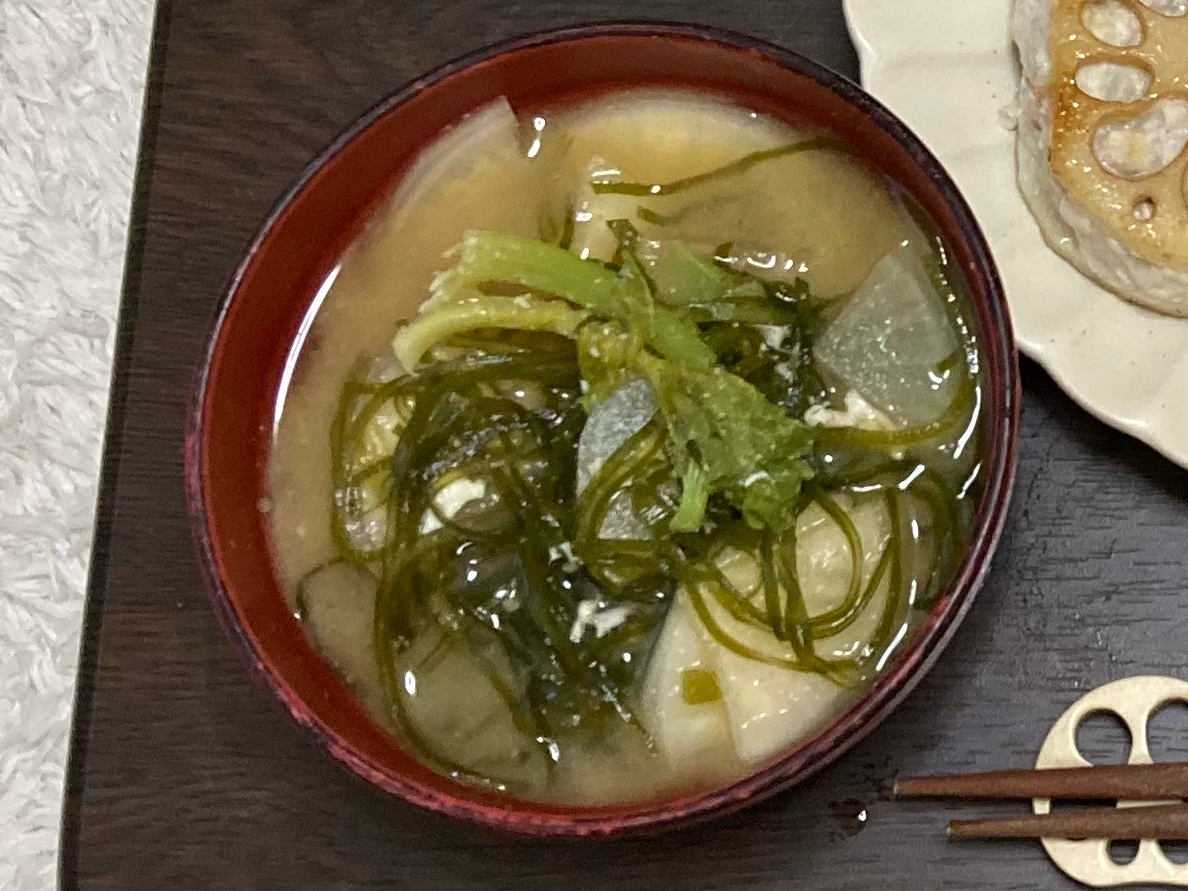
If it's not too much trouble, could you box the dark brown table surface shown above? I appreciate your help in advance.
[60,0,1188,888]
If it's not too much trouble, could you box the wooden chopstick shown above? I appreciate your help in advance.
[948,803,1188,840]
[895,762,1188,801]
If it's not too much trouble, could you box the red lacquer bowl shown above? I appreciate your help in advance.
[186,22,1019,837]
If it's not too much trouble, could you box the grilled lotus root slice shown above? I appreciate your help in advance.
[1048,0,1188,272]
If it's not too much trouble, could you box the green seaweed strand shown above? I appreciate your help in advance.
[590,137,845,197]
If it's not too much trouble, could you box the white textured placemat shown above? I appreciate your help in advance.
[0,1,154,887]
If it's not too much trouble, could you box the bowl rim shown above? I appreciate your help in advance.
[185,19,1020,837]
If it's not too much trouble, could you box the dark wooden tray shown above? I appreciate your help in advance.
[60,0,1188,887]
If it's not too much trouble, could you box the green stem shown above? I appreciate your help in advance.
[447,230,715,368]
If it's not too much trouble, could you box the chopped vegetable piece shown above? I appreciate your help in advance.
[441,229,716,368]
[814,244,962,425]
[637,350,815,533]
[394,293,589,369]
[297,561,382,706]
[607,221,767,306]
[575,322,815,534]
[671,463,710,533]
[680,666,723,705]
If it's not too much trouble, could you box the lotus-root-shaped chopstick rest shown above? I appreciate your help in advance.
[1034,675,1188,887]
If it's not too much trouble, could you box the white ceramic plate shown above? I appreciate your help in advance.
[844,0,1188,467]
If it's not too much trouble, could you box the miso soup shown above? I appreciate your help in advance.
[266,90,987,805]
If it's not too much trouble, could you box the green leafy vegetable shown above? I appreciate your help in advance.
[671,463,709,533]
[436,230,715,368]
[393,293,588,369]
[605,219,766,307]
[415,228,817,535]
[577,323,815,533]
